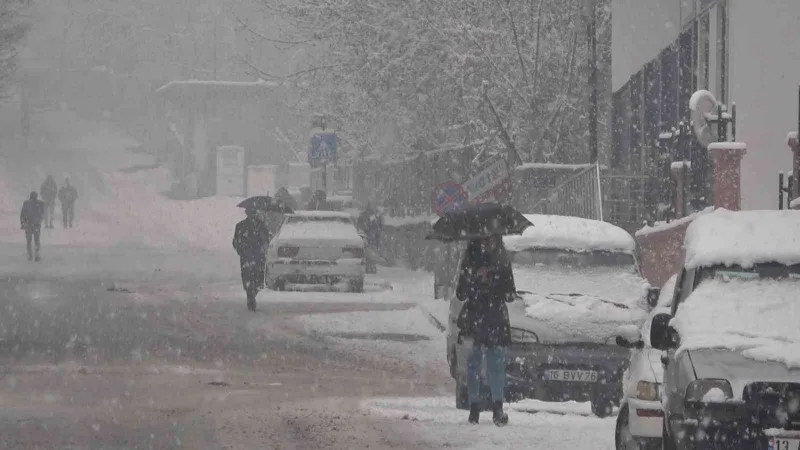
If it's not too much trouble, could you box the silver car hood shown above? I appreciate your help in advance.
[689,349,800,400]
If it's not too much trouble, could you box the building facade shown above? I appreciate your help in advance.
[612,0,800,213]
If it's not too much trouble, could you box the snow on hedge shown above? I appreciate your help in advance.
[684,209,800,269]
[504,214,635,254]
[674,277,800,371]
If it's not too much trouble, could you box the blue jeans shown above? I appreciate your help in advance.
[466,343,506,404]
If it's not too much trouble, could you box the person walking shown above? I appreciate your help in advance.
[20,191,45,261]
[456,234,516,426]
[58,177,78,228]
[40,175,57,228]
[233,207,271,311]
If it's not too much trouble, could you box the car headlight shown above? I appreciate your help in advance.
[684,379,734,403]
[511,328,539,344]
[636,381,661,401]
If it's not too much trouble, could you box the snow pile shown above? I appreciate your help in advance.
[515,266,649,343]
[504,215,635,254]
[684,209,800,269]
[635,207,715,237]
[673,278,800,368]
[362,396,615,449]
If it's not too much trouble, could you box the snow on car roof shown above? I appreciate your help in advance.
[503,214,636,254]
[684,209,800,269]
[288,211,354,219]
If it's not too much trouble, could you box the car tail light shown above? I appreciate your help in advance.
[277,246,299,258]
[343,247,364,258]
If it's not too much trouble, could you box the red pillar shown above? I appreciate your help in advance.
[707,143,747,211]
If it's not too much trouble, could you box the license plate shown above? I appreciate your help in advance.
[769,438,800,450]
[544,369,598,382]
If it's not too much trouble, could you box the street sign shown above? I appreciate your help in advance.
[308,131,337,167]
[431,181,468,216]
[463,157,512,203]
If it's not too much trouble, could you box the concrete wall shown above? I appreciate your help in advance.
[728,0,800,209]
[611,0,681,91]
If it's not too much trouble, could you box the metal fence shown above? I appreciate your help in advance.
[528,164,604,220]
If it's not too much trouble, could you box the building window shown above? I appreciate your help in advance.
[697,12,710,90]
[678,25,696,122]
[660,45,678,129]
[716,0,729,104]
[611,83,631,172]
[643,61,660,169]
[630,72,643,173]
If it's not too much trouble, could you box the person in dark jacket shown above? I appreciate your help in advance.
[40,175,57,228]
[233,207,272,311]
[306,190,329,211]
[20,191,45,261]
[58,177,78,228]
[456,234,516,426]
[274,186,298,212]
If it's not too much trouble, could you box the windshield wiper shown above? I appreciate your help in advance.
[548,293,629,310]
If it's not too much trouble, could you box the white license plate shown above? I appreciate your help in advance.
[769,438,800,450]
[544,369,598,382]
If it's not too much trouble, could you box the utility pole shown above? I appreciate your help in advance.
[587,0,599,163]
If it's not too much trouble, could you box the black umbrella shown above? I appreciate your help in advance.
[425,202,533,242]
[237,196,294,214]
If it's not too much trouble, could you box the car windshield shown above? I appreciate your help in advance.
[703,263,800,282]
[510,248,646,310]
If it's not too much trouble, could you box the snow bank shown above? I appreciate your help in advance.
[362,396,615,449]
[504,214,635,254]
[684,209,800,269]
[634,207,714,237]
[384,214,438,227]
[673,278,800,368]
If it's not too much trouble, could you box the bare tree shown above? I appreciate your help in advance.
[0,0,31,95]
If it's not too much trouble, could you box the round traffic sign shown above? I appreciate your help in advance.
[431,181,468,216]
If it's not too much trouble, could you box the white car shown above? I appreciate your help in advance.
[266,211,367,292]
[615,274,676,450]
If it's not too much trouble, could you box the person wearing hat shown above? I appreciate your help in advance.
[232,207,272,311]
[20,191,45,261]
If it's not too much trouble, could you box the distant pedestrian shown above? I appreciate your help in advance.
[233,207,272,311]
[456,234,516,426]
[306,190,329,211]
[20,191,44,261]
[58,177,78,228]
[40,175,57,228]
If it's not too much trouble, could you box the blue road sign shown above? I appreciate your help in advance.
[309,132,337,167]
[431,181,468,216]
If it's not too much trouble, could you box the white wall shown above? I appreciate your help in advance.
[612,0,681,91]
[728,0,800,208]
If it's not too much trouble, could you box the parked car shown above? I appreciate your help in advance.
[445,215,659,417]
[615,274,677,450]
[650,210,800,450]
[266,211,366,292]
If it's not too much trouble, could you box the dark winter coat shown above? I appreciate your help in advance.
[58,185,78,205]
[20,199,45,229]
[40,177,57,203]
[456,242,516,347]
[233,216,271,262]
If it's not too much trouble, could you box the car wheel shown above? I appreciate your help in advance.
[274,279,286,291]
[662,422,676,450]
[591,398,614,418]
[455,379,469,410]
[349,277,364,293]
[615,405,639,449]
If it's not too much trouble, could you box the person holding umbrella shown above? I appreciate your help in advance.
[456,234,516,426]
[426,203,530,426]
[233,206,272,311]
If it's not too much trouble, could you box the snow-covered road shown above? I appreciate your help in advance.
[0,108,619,448]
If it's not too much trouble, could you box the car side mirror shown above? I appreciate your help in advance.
[646,287,661,308]
[615,336,644,350]
[650,313,677,350]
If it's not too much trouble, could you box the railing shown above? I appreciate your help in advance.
[602,173,651,233]
[529,164,604,221]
